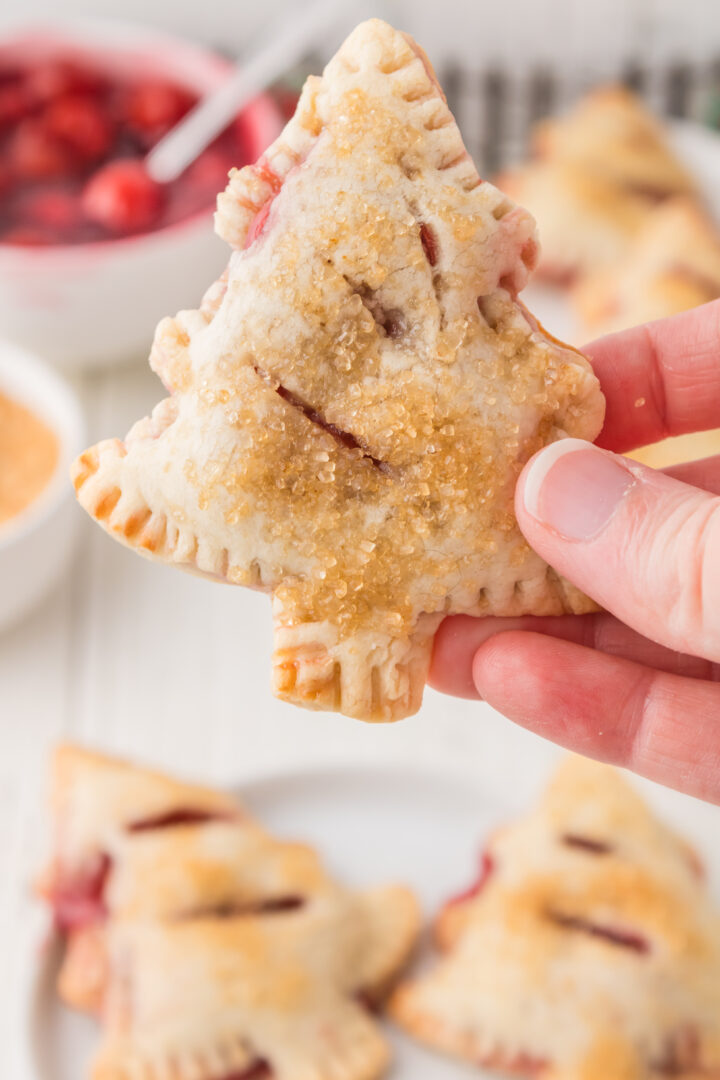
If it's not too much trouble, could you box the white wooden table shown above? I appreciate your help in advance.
[2,359,719,1079]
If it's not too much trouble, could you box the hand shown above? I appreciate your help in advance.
[432,300,720,803]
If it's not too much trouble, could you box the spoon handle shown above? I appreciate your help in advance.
[146,0,350,184]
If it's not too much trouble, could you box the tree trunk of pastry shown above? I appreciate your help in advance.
[272,597,442,721]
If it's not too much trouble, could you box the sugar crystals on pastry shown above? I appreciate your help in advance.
[391,755,720,1079]
[72,19,604,721]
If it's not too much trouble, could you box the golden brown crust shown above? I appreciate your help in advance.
[39,745,421,1080]
[496,86,697,280]
[532,86,695,197]
[391,756,720,1079]
[57,927,108,1013]
[72,19,604,721]
[574,198,720,335]
[39,743,242,902]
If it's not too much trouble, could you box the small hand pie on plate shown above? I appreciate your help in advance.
[391,755,720,1079]
[574,197,720,472]
[496,86,697,282]
[574,197,720,335]
[38,745,420,1080]
[72,19,603,721]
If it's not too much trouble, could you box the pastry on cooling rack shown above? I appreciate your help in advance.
[391,755,720,1079]
[574,198,720,470]
[38,745,420,1080]
[574,197,720,334]
[71,18,604,723]
[496,86,697,282]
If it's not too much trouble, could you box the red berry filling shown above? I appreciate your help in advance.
[50,852,112,933]
[18,189,82,231]
[125,807,236,833]
[273,88,301,122]
[49,808,240,931]
[445,850,495,908]
[549,912,650,954]
[0,84,27,129]
[653,1026,703,1075]
[184,896,304,920]
[0,50,278,244]
[562,834,612,855]
[82,160,165,234]
[0,225,50,245]
[9,118,74,180]
[243,161,285,249]
[477,1050,548,1076]
[244,199,274,248]
[260,371,386,472]
[419,222,438,266]
[26,60,106,104]
[123,81,194,141]
[253,895,303,914]
[45,95,113,162]
[221,1062,271,1080]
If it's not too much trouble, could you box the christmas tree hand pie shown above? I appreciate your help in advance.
[72,19,604,721]
[391,756,720,1079]
[38,745,420,1080]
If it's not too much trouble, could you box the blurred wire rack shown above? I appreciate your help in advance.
[438,57,720,177]
[210,0,720,179]
[285,41,720,179]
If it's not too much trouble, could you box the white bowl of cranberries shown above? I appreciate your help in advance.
[0,22,285,370]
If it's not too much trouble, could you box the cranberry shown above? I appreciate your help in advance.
[44,95,114,162]
[26,60,106,104]
[124,81,195,140]
[273,87,301,122]
[185,147,230,194]
[1,226,52,246]
[82,160,164,234]
[9,118,73,180]
[234,98,283,162]
[0,53,275,244]
[20,189,82,232]
[0,65,24,87]
[0,84,29,130]
[0,161,13,199]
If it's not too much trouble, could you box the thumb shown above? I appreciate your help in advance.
[515,438,720,662]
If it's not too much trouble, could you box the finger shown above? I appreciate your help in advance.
[666,454,720,495]
[473,631,720,804]
[429,612,720,699]
[516,438,720,661]
[584,300,720,453]
[430,453,720,700]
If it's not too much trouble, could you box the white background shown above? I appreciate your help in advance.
[1,0,720,69]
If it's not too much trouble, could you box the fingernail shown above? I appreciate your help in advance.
[522,439,635,541]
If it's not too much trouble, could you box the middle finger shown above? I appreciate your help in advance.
[430,612,720,699]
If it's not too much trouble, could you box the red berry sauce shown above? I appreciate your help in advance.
[0,51,278,245]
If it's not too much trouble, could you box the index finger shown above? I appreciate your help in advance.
[586,299,720,453]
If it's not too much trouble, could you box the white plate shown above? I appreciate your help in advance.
[23,762,720,1080]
